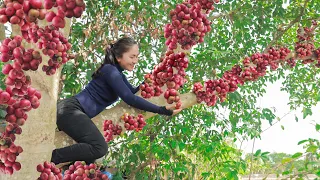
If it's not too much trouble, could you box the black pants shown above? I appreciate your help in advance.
[51,97,108,164]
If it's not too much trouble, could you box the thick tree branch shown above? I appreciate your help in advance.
[54,47,319,148]
[54,91,197,148]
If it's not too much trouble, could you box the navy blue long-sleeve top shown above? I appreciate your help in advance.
[75,63,171,118]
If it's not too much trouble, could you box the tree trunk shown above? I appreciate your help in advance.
[1,19,71,180]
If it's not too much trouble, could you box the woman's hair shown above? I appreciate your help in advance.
[92,37,138,79]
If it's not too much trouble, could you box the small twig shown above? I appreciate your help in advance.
[262,111,292,133]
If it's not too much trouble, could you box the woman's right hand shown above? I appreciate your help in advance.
[165,105,182,116]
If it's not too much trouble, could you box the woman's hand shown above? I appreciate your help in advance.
[165,105,183,116]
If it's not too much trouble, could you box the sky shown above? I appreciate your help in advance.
[238,79,320,155]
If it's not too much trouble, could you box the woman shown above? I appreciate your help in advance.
[51,37,182,165]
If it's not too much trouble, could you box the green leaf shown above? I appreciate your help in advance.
[295,115,298,122]
[316,124,320,132]
[262,108,276,124]
[317,93,320,102]
[178,142,186,151]
[302,107,312,119]
[281,157,293,164]
[306,145,318,153]
[254,149,261,156]
[297,140,308,145]
[261,152,270,156]
[291,152,303,159]
[0,109,6,118]
[282,171,290,175]
[281,125,284,130]
[201,172,210,178]
[181,127,188,134]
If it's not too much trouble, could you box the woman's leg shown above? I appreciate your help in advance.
[51,110,108,164]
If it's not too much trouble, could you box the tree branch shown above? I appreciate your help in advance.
[248,138,256,180]
[264,0,309,53]
[262,111,293,133]
[54,91,197,148]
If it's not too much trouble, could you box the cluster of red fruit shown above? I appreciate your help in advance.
[164,88,182,108]
[2,121,21,142]
[0,0,83,76]
[103,120,122,142]
[193,46,294,106]
[156,51,188,80]
[140,74,163,98]
[141,51,188,96]
[1,39,43,76]
[0,36,42,69]
[62,161,109,180]
[140,51,189,110]
[121,113,146,132]
[21,0,47,23]
[266,47,291,70]
[4,86,41,123]
[0,85,41,143]
[44,0,86,28]
[295,21,318,65]
[188,0,219,12]
[7,50,42,72]
[45,0,86,18]
[0,89,41,175]
[39,25,72,75]
[0,0,24,25]
[222,65,243,86]
[20,23,72,75]
[193,81,216,106]
[103,113,146,142]
[0,138,22,175]
[157,51,189,108]
[0,0,85,27]
[164,1,212,50]
[296,20,317,41]
[0,36,42,125]
[36,161,62,180]
[296,43,315,62]
[240,47,291,83]
[193,73,239,106]
[0,35,42,174]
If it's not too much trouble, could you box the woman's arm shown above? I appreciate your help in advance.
[103,66,172,115]
[121,74,144,94]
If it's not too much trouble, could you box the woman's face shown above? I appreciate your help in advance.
[117,44,139,71]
